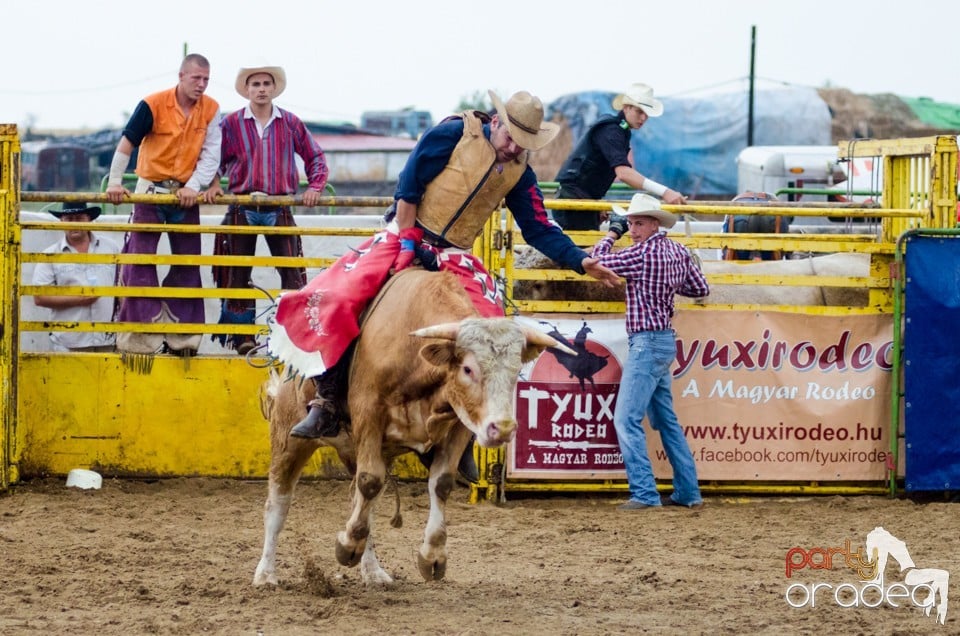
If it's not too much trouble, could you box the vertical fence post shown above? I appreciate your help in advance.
[0,123,22,489]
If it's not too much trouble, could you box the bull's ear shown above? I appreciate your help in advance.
[420,342,456,368]
[521,344,547,364]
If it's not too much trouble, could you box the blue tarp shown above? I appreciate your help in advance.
[547,87,832,196]
[903,234,960,491]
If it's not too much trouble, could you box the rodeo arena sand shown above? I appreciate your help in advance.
[9,127,960,634]
[1,476,957,635]
[6,212,959,634]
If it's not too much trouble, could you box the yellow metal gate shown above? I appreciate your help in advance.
[1,124,22,490]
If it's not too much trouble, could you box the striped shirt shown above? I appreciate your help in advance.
[218,106,328,195]
[592,232,709,333]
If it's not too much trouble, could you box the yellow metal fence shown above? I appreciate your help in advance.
[2,125,958,500]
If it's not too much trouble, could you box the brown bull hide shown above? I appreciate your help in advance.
[254,268,566,588]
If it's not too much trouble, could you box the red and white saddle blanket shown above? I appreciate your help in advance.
[267,225,504,377]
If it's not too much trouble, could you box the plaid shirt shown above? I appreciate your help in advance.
[592,232,709,333]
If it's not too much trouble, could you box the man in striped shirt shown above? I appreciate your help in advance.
[204,64,329,354]
[591,193,709,510]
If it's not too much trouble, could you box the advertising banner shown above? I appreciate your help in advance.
[509,312,893,481]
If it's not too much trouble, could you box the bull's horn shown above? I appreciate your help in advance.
[520,326,577,356]
[411,322,460,341]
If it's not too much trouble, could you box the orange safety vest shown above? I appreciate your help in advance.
[136,87,219,184]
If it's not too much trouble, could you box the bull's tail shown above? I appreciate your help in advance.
[387,472,403,529]
[259,368,284,422]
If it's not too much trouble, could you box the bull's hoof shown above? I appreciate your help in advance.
[417,552,447,581]
[360,564,395,587]
[335,534,363,568]
[253,564,278,587]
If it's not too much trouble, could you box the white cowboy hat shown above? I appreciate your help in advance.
[235,65,287,98]
[612,83,664,117]
[488,89,560,151]
[612,193,677,229]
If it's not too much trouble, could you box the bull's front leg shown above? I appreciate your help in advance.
[335,430,387,571]
[417,426,472,581]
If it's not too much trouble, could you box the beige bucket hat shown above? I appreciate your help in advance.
[488,89,560,151]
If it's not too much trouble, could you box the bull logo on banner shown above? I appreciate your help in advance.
[511,319,627,478]
[539,321,610,391]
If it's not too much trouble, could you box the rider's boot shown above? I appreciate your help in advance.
[290,372,343,439]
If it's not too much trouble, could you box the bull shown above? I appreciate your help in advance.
[253,268,573,587]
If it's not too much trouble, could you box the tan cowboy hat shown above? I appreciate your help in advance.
[612,83,664,117]
[488,89,560,151]
[235,65,287,98]
[612,193,677,229]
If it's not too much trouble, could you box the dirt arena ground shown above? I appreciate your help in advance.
[1,477,956,635]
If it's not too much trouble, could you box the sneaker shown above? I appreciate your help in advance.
[617,500,659,511]
[236,340,256,356]
[660,494,704,509]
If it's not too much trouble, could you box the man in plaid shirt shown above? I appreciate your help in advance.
[591,193,709,510]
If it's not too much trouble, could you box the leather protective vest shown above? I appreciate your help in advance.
[555,114,629,199]
[417,111,527,249]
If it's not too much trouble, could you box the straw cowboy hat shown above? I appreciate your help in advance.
[612,193,677,229]
[235,65,287,98]
[488,89,560,151]
[49,201,101,221]
[612,83,664,117]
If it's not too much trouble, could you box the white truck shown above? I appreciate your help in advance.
[735,145,878,203]
[735,145,884,231]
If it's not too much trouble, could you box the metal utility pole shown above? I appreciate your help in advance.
[748,25,756,146]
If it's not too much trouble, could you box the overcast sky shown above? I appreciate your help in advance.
[5,0,957,132]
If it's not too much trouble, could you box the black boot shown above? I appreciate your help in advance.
[289,401,340,439]
[290,372,343,439]
[415,438,479,483]
[457,442,479,484]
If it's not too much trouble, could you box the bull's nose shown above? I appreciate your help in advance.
[486,419,517,444]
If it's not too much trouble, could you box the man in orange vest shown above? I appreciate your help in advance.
[105,53,221,356]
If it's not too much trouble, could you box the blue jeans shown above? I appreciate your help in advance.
[242,209,278,226]
[613,330,702,506]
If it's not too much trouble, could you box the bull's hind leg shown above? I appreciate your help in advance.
[253,438,320,587]
[335,433,387,570]
[358,524,394,586]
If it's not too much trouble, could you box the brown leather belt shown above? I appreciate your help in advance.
[420,232,452,249]
[241,204,284,213]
